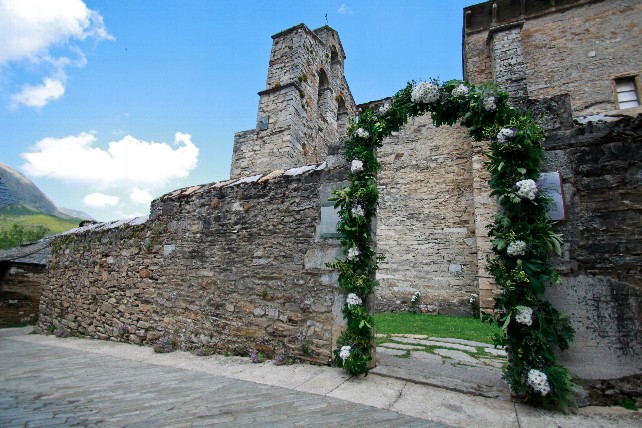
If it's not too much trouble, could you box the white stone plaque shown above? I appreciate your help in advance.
[320,204,341,238]
[538,172,567,221]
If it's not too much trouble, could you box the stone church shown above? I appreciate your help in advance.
[229,0,641,380]
[2,0,640,391]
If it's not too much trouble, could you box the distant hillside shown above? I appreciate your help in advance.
[0,205,83,237]
[0,161,93,221]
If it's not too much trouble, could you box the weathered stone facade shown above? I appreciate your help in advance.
[459,0,642,380]
[542,108,642,379]
[231,24,356,177]
[38,165,346,363]
[374,113,479,315]
[464,0,642,115]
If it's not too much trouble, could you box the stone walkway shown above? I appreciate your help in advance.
[373,334,510,399]
[1,327,640,427]
[0,329,439,427]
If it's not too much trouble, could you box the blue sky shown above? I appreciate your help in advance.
[1,0,479,221]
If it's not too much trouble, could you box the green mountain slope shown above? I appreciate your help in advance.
[0,162,92,250]
[0,205,82,234]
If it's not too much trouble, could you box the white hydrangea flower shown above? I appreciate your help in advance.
[350,159,364,174]
[346,293,363,308]
[411,82,440,104]
[347,246,360,261]
[378,102,391,114]
[496,127,515,144]
[516,179,538,201]
[351,205,365,217]
[527,369,551,396]
[339,345,351,363]
[469,293,478,303]
[507,240,527,257]
[355,128,370,139]
[451,84,469,97]
[515,306,533,326]
[483,96,497,112]
[411,291,420,302]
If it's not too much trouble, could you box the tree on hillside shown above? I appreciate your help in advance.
[0,223,50,250]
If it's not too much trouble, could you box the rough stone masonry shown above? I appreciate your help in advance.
[38,164,346,363]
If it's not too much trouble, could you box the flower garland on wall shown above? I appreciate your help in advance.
[329,79,576,410]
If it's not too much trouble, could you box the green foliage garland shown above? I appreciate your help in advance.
[330,79,576,410]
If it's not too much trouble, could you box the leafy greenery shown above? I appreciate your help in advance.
[616,398,638,411]
[0,223,50,250]
[375,313,499,344]
[331,78,575,411]
[0,206,83,250]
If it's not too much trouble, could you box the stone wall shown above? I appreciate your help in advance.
[374,109,479,315]
[464,0,642,116]
[542,110,642,379]
[231,24,356,178]
[0,262,43,327]
[38,164,346,363]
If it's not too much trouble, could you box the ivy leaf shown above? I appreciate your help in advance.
[502,313,511,332]
[358,319,372,329]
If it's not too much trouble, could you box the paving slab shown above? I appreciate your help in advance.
[514,401,642,428]
[434,348,480,364]
[391,381,520,428]
[485,347,508,357]
[377,346,410,357]
[372,350,510,400]
[379,342,426,351]
[426,337,495,348]
[294,368,352,395]
[392,337,478,352]
[232,360,329,389]
[409,351,444,364]
[327,373,408,409]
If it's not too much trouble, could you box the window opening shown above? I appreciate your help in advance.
[615,77,640,109]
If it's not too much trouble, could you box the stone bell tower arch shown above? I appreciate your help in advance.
[231,24,357,178]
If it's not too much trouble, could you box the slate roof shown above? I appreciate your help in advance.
[0,235,55,265]
[0,176,17,210]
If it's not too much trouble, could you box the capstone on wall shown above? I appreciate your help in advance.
[231,24,356,178]
[38,164,346,363]
[464,0,642,116]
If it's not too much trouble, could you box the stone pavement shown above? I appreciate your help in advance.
[1,328,640,427]
[373,334,509,400]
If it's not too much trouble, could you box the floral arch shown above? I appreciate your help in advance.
[330,79,575,410]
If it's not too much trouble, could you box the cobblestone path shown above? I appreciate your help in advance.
[0,337,445,427]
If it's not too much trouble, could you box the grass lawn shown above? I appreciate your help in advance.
[374,312,501,344]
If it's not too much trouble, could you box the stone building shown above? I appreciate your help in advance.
[227,0,641,380]
[0,236,53,328]
[231,24,356,177]
[34,0,640,390]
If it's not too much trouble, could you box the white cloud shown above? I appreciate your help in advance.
[130,188,152,205]
[0,0,112,64]
[0,0,113,108]
[22,132,199,188]
[83,192,119,208]
[337,4,354,15]
[11,78,65,108]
